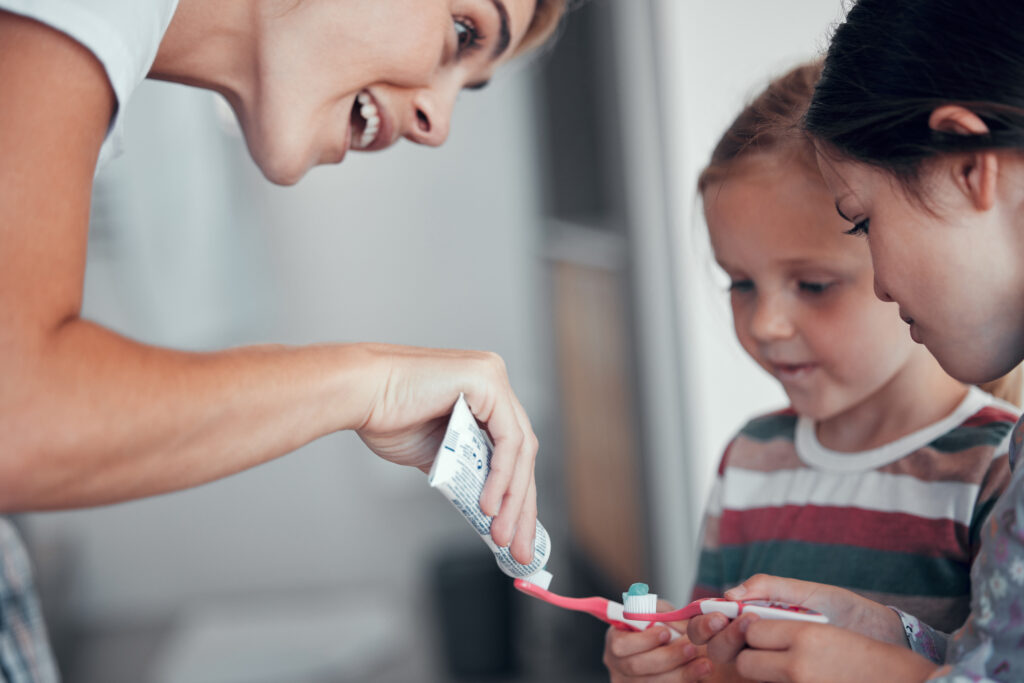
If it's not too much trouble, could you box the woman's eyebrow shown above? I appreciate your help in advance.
[488,0,512,59]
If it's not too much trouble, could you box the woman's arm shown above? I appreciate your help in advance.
[0,11,538,561]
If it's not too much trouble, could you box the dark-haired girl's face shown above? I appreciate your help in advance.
[818,153,1024,384]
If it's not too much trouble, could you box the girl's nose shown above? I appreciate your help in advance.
[873,276,894,303]
[750,295,795,341]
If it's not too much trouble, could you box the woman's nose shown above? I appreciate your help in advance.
[750,295,795,341]
[404,80,459,147]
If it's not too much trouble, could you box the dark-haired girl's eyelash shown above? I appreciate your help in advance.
[845,218,870,236]
[454,17,485,56]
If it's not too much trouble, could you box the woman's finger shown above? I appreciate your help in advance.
[483,387,538,551]
[509,478,538,564]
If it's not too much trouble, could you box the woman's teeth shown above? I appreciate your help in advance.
[354,92,381,149]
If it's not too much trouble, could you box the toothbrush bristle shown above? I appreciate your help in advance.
[623,593,658,615]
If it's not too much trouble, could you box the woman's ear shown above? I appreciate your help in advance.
[929,105,998,211]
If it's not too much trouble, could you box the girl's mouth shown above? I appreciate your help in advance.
[773,362,817,379]
[350,90,382,150]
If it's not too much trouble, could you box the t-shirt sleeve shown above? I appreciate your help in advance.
[0,0,180,164]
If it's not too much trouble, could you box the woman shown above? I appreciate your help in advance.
[0,0,565,677]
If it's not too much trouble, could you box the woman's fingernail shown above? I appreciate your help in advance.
[697,661,712,677]
[682,643,696,658]
[709,614,728,631]
[727,584,747,598]
[659,628,671,644]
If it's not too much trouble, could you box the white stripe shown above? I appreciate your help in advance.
[720,468,979,524]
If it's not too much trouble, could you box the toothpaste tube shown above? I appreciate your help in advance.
[428,394,551,579]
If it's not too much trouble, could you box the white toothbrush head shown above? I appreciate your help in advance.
[622,583,658,615]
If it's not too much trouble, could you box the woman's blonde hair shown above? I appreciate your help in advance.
[516,0,568,57]
[699,59,1024,409]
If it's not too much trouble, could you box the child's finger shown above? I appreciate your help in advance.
[724,573,816,605]
[743,618,804,651]
[687,612,729,645]
[705,614,759,664]
[734,649,792,683]
[605,624,673,658]
[606,629,703,677]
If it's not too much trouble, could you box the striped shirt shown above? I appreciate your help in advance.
[693,386,1018,633]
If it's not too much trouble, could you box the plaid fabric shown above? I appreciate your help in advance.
[0,519,59,682]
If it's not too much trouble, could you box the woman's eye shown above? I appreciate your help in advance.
[454,17,483,55]
[799,281,833,294]
[844,218,870,237]
[729,280,754,293]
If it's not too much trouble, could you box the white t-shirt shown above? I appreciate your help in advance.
[0,0,180,166]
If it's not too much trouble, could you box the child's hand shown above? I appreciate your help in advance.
[604,601,711,682]
[688,573,909,658]
[732,619,937,683]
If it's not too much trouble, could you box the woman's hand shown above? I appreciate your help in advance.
[687,574,909,664]
[604,601,710,682]
[353,343,539,564]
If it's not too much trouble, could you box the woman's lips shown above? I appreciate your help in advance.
[348,89,392,152]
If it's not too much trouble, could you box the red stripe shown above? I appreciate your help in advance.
[718,505,969,558]
[961,406,1018,428]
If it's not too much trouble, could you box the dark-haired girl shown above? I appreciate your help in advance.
[687,1,1024,681]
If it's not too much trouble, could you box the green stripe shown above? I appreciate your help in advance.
[930,421,1013,452]
[712,541,970,598]
[740,413,797,442]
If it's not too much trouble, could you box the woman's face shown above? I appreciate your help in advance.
[817,152,1024,384]
[705,157,925,422]
[239,0,538,184]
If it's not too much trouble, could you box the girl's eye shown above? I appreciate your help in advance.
[799,281,834,294]
[454,17,483,55]
[729,280,754,293]
[844,218,870,237]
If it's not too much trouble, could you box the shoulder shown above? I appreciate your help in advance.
[932,398,1020,454]
[717,407,800,475]
[0,1,179,115]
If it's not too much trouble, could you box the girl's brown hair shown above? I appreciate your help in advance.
[699,60,823,194]
[699,59,1024,408]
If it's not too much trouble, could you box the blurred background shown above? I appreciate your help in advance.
[16,1,845,680]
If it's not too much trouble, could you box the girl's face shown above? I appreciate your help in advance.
[818,153,1024,384]
[239,0,537,184]
[705,156,927,421]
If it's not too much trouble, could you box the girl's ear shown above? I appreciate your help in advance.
[928,105,998,211]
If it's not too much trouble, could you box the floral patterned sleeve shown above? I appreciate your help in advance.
[892,608,948,664]
[923,416,1024,682]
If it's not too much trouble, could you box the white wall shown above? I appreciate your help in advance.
[651,0,847,591]
[25,61,555,630]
